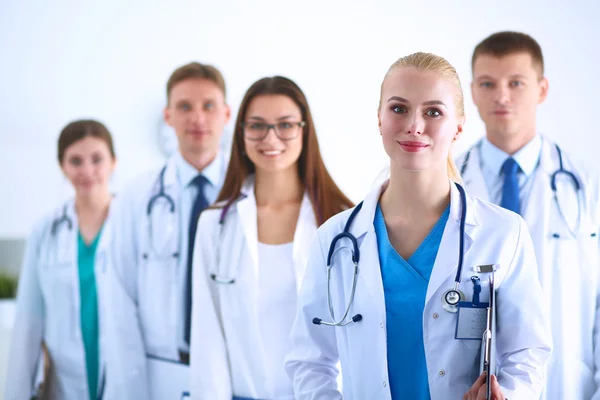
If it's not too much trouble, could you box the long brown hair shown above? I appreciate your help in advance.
[216,76,354,225]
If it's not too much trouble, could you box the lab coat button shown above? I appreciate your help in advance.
[433,313,439,319]
[439,370,445,377]
[380,322,384,328]
[383,381,387,387]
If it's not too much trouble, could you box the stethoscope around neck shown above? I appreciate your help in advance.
[144,165,179,260]
[460,141,585,239]
[208,194,250,285]
[51,204,73,236]
[312,182,470,328]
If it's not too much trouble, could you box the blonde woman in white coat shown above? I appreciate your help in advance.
[5,120,116,400]
[285,53,552,400]
[189,76,353,400]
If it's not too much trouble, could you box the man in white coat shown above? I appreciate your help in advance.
[457,31,600,399]
[103,62,231,399]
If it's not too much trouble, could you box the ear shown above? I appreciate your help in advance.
[163,106,173,127]
[377,107,383,135]
[470,80,477,104]
[224,103,232,124]
[454,118,465,142]
[538,77,549,104]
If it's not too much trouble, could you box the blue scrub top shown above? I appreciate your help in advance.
[374,203,450,399]
[78,229,102,400]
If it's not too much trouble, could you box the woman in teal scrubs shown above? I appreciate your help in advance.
[286,52,551,400]
[6,120,117,400]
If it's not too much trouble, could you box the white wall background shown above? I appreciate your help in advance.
[1,0,599,238]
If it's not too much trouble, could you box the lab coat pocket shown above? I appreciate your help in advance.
[38,262,74,315]
[38,262,76,366]
[458,275,491,352]
[461,338,482,350]
[138,256,178,350]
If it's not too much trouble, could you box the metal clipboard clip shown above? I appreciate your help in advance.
[479,271,496,400]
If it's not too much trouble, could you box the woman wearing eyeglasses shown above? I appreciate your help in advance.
[188,76,354,400]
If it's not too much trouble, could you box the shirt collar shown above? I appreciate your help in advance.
[174,150,223,188]
[480,134,542,177]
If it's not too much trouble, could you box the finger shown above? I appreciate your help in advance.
[472,372,486,388]
[490,375,505,400]
[473,373,490,400]
[476,382,487,400]
[464,372,487,400]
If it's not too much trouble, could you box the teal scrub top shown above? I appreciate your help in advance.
[374,204,450,399]
[77,229,102,400]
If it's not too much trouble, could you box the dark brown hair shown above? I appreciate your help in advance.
[166,62,226,102]
[57,119,115,164]
[472,31,544,76]
[216,76,354,226]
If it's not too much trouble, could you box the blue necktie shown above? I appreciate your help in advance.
[184,175,209,345]
[500,158,521,214]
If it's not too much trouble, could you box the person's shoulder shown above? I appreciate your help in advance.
[121,167,162,194]
[198,206,225,228]
[544,138,600,190]
[27,199,74,244]
[316,206,358,244]
[112,166,163,210]
[197,197,243,232]
[468,193,523,234]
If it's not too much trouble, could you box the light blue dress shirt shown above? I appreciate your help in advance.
[174,151,225,352]
[479,135,543,215]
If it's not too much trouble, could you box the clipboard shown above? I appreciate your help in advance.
[479,273,496,400]
[146,354,190,400]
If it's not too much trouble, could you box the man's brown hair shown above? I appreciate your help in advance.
[166,62,226,102]
[472,31,544,77]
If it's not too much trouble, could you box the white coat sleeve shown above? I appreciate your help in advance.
[591,174,600,400]
[285,232,342,400]
[4,223,44,400]
[102,193,150,400]
[189,212,231,400]
[496,216,553,400]
[593,228,600,400]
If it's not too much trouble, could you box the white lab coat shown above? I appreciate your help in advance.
[103,154,226,400]
[5,200,111,400]
[285,180,552,400]
[103,157,182,400]
[457,137,600,400]
[189,176,317,400]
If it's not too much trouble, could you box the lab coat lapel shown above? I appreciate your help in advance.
[237,179,259,277]
[58,201,82,352]
[522,138,554,287]
[292,193,317,291]
[346,186,387,314]
[95,202,114,400]
[64,200,79,282]
[426,183,476,305]
[163,156,178,188]
[145,158,181,262]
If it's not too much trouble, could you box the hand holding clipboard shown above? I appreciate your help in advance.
[462,271,506,400]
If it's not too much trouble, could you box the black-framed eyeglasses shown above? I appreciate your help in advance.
[242,121,306,141]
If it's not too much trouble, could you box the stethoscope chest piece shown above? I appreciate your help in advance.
[442,288,465,313]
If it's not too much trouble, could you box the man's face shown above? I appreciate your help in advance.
[164,78,230,157]
[471,52,548,142]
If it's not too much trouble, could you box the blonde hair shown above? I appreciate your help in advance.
[380,52,464,183]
